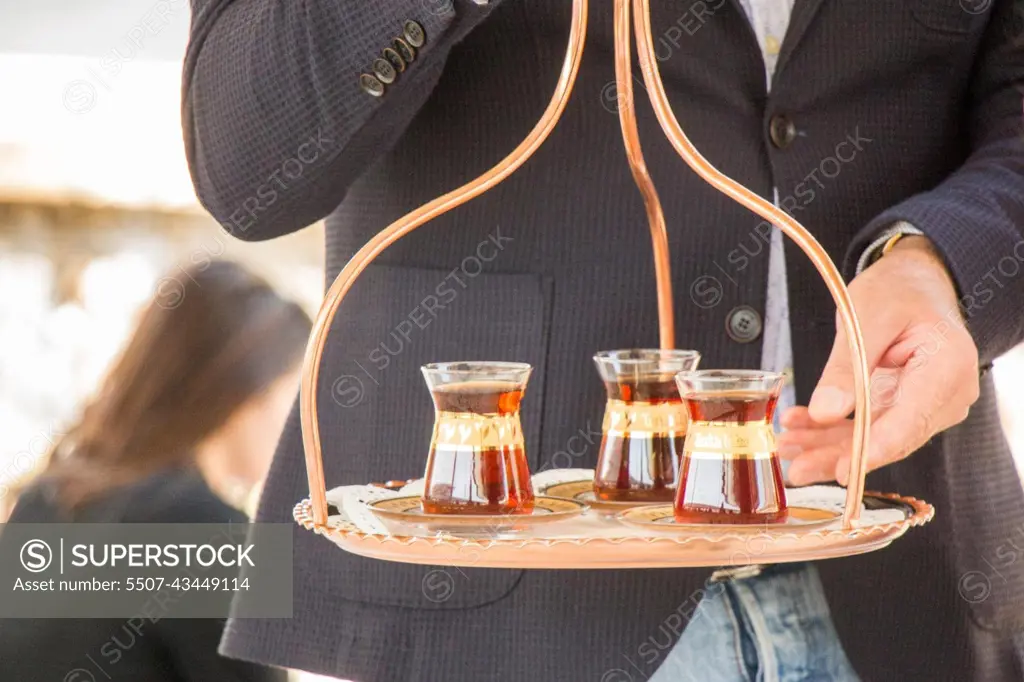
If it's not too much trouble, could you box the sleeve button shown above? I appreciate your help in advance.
[403,20,426,47]
[359,73,385,97]
[372,57,397,84]
[383,47,406,73]
[393,37,417,63]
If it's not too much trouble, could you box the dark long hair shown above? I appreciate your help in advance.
[35,260,311,509]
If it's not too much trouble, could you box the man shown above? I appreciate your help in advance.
[183,1,1024,679]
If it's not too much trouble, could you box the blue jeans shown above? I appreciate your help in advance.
[648,563,859,682]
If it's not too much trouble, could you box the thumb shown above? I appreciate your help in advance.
[808,334,856,423]
[809,308,902,423]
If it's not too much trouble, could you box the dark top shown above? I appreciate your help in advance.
[183,1,1024,681]
[0,470,286,682]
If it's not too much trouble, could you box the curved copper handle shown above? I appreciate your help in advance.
[632,0,870,528]
[613,0,674,349]
[301,0,869,531]
[299,0,590,526]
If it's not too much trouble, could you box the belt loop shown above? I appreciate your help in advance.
[709,564,765,583]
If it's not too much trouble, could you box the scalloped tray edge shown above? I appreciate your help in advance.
[293,491,934,549]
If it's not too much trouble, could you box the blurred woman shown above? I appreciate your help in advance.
[0,260,310,681]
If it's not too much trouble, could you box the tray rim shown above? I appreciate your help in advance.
[294,490,934,549]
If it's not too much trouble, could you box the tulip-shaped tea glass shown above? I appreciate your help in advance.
[592,349,702,502]
[421,362,535,515]
[673,370,788,524]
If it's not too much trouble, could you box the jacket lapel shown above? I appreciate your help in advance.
[775,0,826,78]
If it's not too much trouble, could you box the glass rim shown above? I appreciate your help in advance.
[593,348,701,365]
[674,369,785,389]
[675,369,783,379]
[421,361,533,375]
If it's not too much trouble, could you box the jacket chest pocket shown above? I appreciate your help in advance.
[314,264,552,609]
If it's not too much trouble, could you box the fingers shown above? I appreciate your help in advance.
[863,372,947,472]
[808,294,908,425]
[778,374,898,487]
[837,357,970,485]
[782,386,893,430]
[786,449,849,487]
[779,406,814,430]
[777,419,851,457]
[777,418,854,486]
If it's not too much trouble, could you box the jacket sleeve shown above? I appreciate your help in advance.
[182,0,504,241]
[843,0,1024,365]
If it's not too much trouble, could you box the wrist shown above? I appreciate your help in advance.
[885,235,962,315]
[888,235,950,276]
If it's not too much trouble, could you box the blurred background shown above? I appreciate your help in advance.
[0,0,325,505]
[0,2,329,680]
[0,2,1023,680]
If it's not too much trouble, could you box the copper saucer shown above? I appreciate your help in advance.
[617,504,842,534]
[539,479,667,514]
[368,495,588,537]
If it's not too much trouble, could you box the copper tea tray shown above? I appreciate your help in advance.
[293,488,932,569]
[291,0,935,567]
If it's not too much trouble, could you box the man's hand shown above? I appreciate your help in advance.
[777,236,980,486]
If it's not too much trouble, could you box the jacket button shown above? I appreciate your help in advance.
[403,20,426,48]
[383,47,406,73]
[726,305,763,343]
[372,57,397,84]
[393,37,417,64]
[359,73,385,98]
[769,114,797,149]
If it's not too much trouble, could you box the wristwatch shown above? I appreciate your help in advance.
[854,221,924,274]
